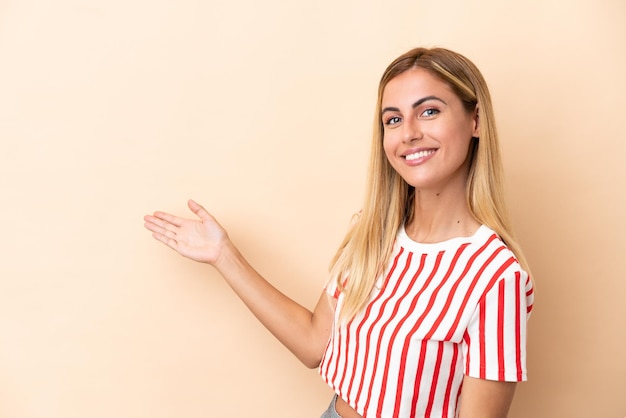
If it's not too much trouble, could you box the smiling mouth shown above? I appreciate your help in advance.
[405,149,436,161]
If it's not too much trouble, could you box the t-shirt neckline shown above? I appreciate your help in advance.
[397,224,492,251]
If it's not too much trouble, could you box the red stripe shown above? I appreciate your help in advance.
[369,253,428,415]
[362,251,414,413]
[337,322,349,398]
[526,276,534,314]
[515,272,523,380]
[361,252,423,416]
[407,340,429,418]
[319,332,334,383]
[352,247,405,409]
[389,252,444,415]
[474,258,515,379]
[423,342,444,416]
[442,343,459,417]
[463,333,471,375]
[328,328,341,390]
[328,305,344,387]
[478,297,486,379]
[443,237,504,340]
[427,237,502,341]
[400,245,470,414]
[497,280,506,380]
[424,276,464,340]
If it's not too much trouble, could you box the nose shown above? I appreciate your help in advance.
[402,118,422,143]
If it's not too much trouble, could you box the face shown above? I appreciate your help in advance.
[381,68,479,193]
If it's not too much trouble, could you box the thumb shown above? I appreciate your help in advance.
[187,199,212,221]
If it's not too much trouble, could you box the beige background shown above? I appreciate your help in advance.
[1,0,624,417]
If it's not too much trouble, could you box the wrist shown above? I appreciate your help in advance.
[212,238,245,273]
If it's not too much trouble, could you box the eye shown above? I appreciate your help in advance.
[420,108,440,118]
[384,116,402,126]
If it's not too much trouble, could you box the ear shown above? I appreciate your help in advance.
[471,105,480,138]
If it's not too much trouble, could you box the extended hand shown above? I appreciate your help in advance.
[143,199,228,264]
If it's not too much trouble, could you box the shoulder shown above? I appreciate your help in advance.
[473,225,522,268]
[459,225,529,293]
[472,225,534,313]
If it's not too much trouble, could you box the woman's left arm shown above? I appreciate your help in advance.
[457,376,517,418]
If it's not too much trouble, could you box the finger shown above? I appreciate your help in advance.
[144,217,166,234]
[188,199,213,221]
[152,231,179,251]
[152,211,184,227]
[161,227,177,240]
[144,215,177,234]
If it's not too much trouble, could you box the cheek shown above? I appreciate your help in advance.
[445,122,474,152]
[382,139,397,167]
[382,133,398,159]
[382,138,391,157]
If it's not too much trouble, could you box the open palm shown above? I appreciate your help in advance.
[143,199,228,264]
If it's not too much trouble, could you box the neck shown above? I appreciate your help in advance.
[405,186,480,243]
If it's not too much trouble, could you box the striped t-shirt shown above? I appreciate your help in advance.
[319,224,534,418]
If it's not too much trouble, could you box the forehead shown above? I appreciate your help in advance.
[381,68,455,105]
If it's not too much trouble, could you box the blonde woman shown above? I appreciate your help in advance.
[144,47,534,418]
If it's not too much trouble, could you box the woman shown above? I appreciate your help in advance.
[144,47,534,418]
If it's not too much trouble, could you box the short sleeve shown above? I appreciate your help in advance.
[462,269,534,382]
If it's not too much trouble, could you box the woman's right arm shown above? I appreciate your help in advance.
[143,199,334,368]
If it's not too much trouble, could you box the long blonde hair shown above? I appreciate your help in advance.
[329,47,531,322]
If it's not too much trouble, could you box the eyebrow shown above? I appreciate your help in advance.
[381,95,447,114]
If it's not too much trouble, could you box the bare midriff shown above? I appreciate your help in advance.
[335,396,363,418]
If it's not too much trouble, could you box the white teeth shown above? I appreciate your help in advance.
[405,150,435,161]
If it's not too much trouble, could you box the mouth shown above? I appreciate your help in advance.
[405,149,436,161]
